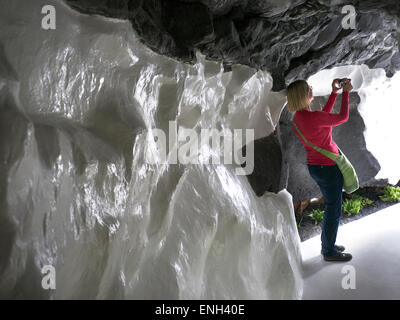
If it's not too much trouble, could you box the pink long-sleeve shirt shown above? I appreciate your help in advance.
[292,91,350,165]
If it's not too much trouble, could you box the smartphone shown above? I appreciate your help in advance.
[338,78,349,88]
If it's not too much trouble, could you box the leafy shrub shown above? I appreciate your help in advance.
[343,194,374,216]
[343,198,362,216]
[308,209,324,225]
[351,194,373,206]
[379,186,400,202]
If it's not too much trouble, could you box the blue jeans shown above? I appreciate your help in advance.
[307,164,344,256]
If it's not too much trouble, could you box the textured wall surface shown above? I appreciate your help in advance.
[0,0,302,299]
[1,0,400,299]
[65,0,400,90]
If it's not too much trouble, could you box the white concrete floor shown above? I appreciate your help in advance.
[301,203,400,299]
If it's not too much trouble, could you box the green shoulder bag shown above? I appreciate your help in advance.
[293,121,359,194]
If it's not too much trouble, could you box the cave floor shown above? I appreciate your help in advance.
[300,202,400,300]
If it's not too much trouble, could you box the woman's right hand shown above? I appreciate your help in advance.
[343,79,353,92]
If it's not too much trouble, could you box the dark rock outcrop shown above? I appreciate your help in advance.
[241,130,285,196]
[65,0,400,90]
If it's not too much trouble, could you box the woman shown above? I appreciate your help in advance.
[287,78,353,262]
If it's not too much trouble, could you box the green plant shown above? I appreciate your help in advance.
[351,194,373,206]
[308,209,324,225]
[379,186,400,202]
[343,198,362,216]
[343,194,374,216]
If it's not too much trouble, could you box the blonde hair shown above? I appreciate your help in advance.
[286,80,310,112]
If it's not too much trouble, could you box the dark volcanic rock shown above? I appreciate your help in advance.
[64,0,400,90]
[241,131,285,196]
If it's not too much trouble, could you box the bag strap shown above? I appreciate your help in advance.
[292,121,340,161]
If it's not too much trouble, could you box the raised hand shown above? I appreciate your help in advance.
[343,79,353,92]
[332,78,341,93]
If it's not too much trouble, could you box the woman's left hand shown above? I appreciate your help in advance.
[332,79,341,93]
